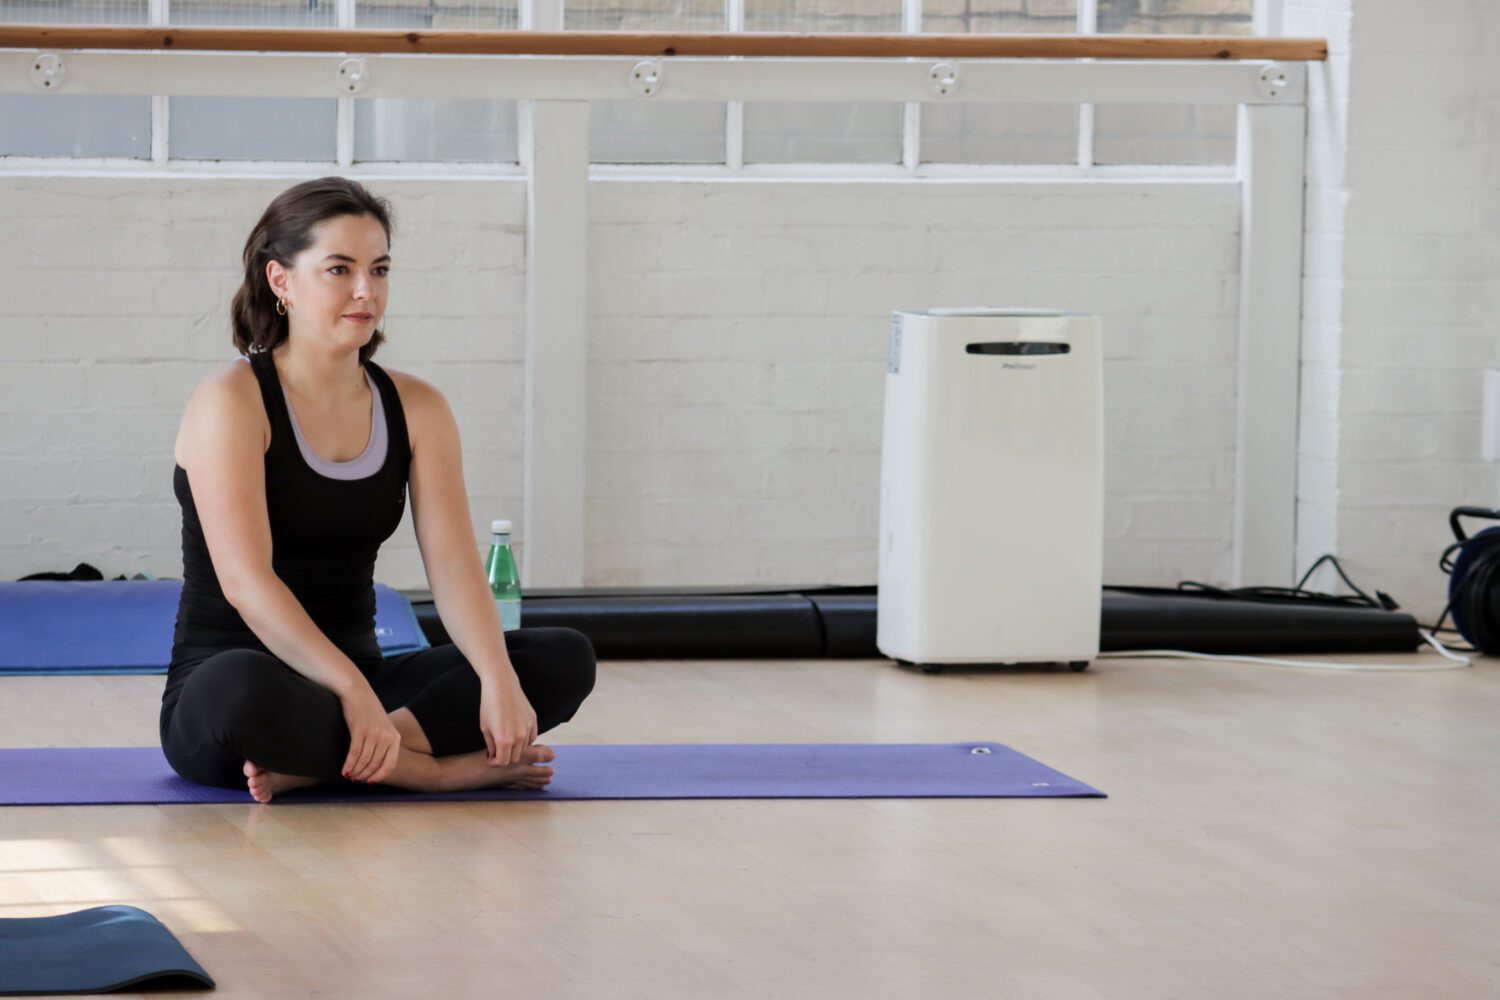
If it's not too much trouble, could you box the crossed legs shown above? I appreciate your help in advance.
[241,706,556,802]
[161,628,596,802]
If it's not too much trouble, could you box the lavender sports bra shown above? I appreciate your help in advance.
[240,355,388,480]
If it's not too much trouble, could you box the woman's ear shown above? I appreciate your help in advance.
[265,258,288,299]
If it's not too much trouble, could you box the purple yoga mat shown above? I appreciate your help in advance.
[0,743,1104,804]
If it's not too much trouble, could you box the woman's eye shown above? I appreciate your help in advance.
[375,267,389,276]
[329,265,347,274]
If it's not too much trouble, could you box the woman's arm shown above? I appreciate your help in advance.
[399,371,536,764]
[179,369,367,699]
[398,372,516,686]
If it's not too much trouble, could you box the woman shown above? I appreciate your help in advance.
[160,176,596,803]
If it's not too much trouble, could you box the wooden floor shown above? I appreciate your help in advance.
[3,652,1498,999]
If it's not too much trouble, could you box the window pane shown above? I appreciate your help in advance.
[1092,103,1236,165]
[171,97,337,161]
[0,0,150,157]
[744,0,899,33]
[920,2,1077,165]
[590,103,725,164]
[168,0,334,161]
[744,103,901,164]
[1098,0,1252,34]
[357,0,517,29]
[1094,0,1250,165]
[0,0,146,21]
[565,0,722,31]
[569,0,724,162]
[742,0,901,165]
[0,95,151,157]
[922,104,1078,164]
[567,0,720,30]
[353,0,518,162]
[922,3,1076,35]
[169,0,335,27]
[355,99,518,162]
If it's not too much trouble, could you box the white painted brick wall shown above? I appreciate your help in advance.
[2,175,1240,593]
[0,178,528,590]
[586,180,1241,587]
[1285,0,1500,620]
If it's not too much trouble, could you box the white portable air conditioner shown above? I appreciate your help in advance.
[876,309,1103,671]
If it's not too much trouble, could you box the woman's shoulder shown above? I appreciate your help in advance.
[175,357,267,466]
[188,357,262,412]
[379,366,446,415]
[376,367,454,453]
[187,356,260,404]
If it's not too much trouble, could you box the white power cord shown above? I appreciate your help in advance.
[1096,630,1471,672]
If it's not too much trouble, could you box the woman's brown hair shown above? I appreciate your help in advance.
[230,176,395,364]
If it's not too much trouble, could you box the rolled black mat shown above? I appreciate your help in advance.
[808,591,881,658]
[1100,587,1422,653]
[408,584,1422,659]
[508,593,825,659]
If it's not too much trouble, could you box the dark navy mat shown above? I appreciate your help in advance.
[0,905,213,996]
[0,744,1104,803]
[0,580,429,675]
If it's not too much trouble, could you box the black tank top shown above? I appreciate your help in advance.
[164,351,411,700]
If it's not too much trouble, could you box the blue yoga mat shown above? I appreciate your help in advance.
[0,905,213,996]
[0,744,1104,804]
[0,580,429,675]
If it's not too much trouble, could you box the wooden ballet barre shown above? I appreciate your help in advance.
[0,26,1327,61]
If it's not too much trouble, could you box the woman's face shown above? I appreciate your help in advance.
[267,213,390,354]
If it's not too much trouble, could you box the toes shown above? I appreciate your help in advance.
[528,745,556,764]
[243,760,262,778]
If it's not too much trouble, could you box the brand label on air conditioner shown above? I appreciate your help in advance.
[888,315,903,374]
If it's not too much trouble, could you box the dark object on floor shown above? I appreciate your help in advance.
[1439,506,1500,654]
[498,591,827,659]
[18,562,106,582]
[1101,587,1421,653]
[0,743,1102,805]
[411,585,868,658]
[0,905,214,996]
[405,583,1423,659]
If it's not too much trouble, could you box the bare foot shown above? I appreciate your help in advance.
[438,744,557,793]
[243,760,321,803]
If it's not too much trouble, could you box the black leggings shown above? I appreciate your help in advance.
[159,628,596,789]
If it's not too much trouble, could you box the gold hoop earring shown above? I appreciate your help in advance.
[275,297,288,316]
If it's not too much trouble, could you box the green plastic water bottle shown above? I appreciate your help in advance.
[485,519,522,631]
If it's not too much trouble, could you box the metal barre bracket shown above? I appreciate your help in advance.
[1257,62,1288,99]
[631,59,662,97]
[338,56,369,94]
[30,52,65,91]
[928,61,958,97]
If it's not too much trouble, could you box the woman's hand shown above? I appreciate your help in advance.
[479,671,538,766]
[339,683,401,783]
